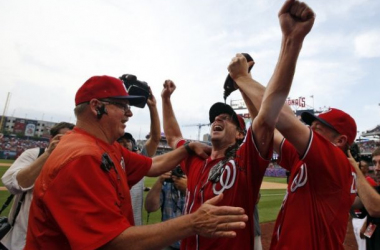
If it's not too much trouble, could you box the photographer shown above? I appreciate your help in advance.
[117,87,161,226]
[1,122,74,250]
[350,148,380,250]
[145,166,187,250]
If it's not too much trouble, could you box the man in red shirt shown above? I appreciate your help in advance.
[24,75,248,250]
[161,1,315,249]
[228,3,357,249]
[269,108,357,250]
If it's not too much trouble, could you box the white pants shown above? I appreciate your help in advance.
[352,217,366,250]
[254,235,262,250]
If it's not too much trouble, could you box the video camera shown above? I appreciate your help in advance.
[119,74,150,108]
[349,142,361,162]
[165,166,184,183]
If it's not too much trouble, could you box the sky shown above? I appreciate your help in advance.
[1,0,379,141]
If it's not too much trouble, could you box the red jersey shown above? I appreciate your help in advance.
[178,128,271,250]
[270,130,356,250]
[366,176,377,187]
[25,127,152,250]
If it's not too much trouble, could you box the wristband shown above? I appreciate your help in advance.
[184,141,193,155]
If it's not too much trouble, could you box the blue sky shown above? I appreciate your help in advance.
[0,0,379,141]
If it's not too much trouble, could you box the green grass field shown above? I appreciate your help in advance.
[142,177,286,225]
[263,176,287,184]
[0,159,14,164]
[0,161,286,225]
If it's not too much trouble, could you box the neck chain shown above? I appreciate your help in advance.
[208,143,239,183]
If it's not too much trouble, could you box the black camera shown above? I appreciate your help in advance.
[165,166,184,183]
[119,74,150,108]
[349,142,361,162]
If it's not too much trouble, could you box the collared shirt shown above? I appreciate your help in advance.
[160,182,186,249]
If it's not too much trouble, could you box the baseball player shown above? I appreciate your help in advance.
[161,1,315,249]
[228,2,356,248]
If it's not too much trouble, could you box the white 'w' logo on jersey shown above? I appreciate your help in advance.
[212,160,237,195]
[290,164,307,192]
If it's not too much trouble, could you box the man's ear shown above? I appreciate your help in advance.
[88,99,102,118]
[335,134,348,148]
[236,130,245,140]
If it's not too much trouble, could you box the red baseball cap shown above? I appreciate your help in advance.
[75,75,146,106]
[301,108,357,145]
[209,102,246,133]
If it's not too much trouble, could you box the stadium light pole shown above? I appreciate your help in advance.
[310,95,314,111]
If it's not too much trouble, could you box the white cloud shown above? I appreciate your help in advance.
[0,0,379,139]
[354,30,380,58]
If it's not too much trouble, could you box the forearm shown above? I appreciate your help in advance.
[145,104,161,157]
[162,97,183,148]
[235,77,265,121]
[238,87,262,121]
[355,170,380,217]
[259,37,303,128]
[102,214,195,250]
[144,179,164,212]
[16,151,50,188]
[148,146,187,177]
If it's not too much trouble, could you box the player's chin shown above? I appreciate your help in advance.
[211,130,223,138]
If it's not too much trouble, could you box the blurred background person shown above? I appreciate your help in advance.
[0,122,74,250]
[145,166,186,250]
[350,160,377,250]
[350,148,380,250]
[117,89,161,226]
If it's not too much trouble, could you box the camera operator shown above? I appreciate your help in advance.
[117,87,161,226]
[350,148,380,250]
[145,166,187,250]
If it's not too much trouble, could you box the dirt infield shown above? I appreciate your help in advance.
[260,181,287,189]
[0,163,11,167]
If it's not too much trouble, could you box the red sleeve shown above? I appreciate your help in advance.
[175,139,189,175]
[43,156,130,250]
[121,147,152,187]
[278,139,300,171]
[366,176,378,187]
[243,127,272,187]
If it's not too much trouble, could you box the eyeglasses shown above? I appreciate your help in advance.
[100,99,131,112]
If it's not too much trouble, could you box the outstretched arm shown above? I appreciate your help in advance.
[144,172,171,212]
[2,134,64,191]
[348,152,380,217]
[229,0,315,156]
[101,194,248,250]
[144,89,161,157]
[161,80,183,148]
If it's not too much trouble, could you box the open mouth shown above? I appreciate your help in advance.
[212,124,224,132]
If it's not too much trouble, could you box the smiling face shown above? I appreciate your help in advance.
[210,114,240,148]
[97,99,133,143]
